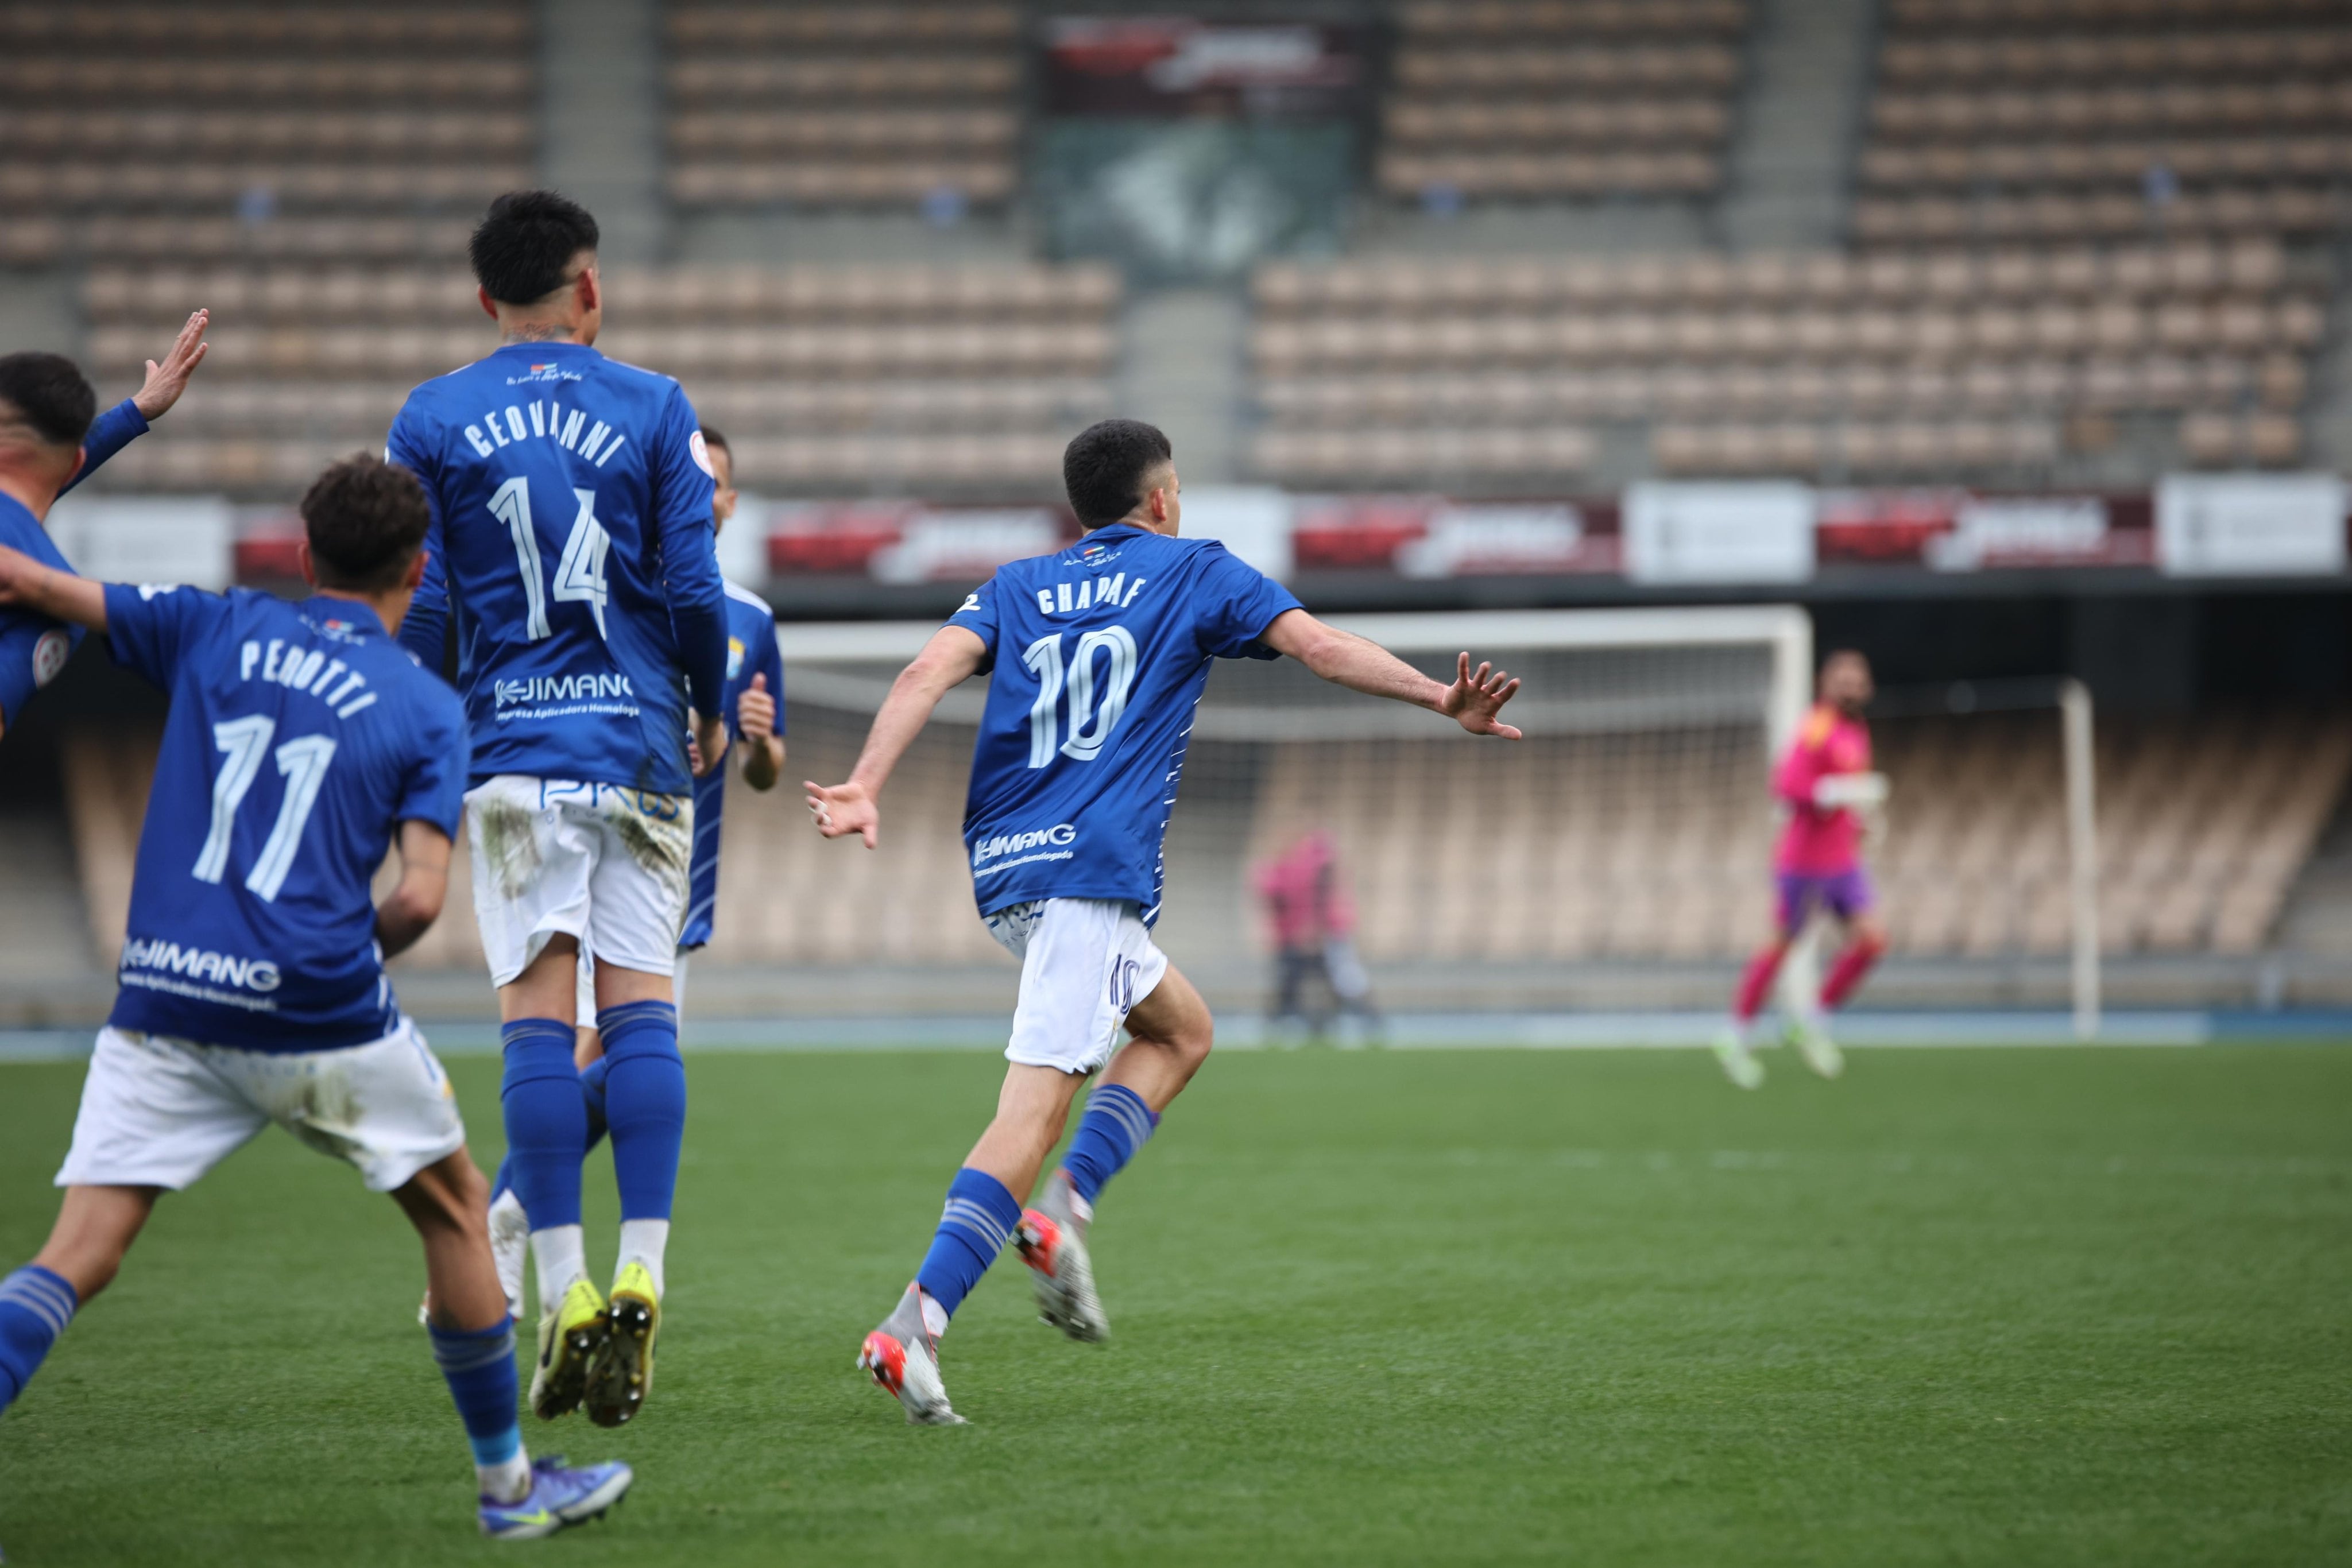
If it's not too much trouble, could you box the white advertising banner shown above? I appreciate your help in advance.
[1622,482,1815,584]
[2156,473,2348,578]
[1177,485,1294,580]
[46,495,235,590]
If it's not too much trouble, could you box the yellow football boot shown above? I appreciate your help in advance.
[585,1261,660,1428]
[530,1276,608,1420]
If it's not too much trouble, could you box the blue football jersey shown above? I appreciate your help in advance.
[679,579,787,950]
[0,493,81,729]
[388,342,728,797]
[946,524,1302,923]
[103,585,469,1052]
[0,400,151,727]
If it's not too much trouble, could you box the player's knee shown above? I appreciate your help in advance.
[1174,1013,1213,1072]
[400,1155,490,1239]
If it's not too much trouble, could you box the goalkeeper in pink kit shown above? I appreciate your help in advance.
[1714,650,1888,1088]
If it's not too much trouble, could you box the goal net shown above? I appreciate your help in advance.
[693,607,1815,1009]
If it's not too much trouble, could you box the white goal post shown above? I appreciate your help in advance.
[745,604,2096,1027]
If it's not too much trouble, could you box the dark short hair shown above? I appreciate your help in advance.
[469,189,599,306]
[699,424,729,456]
[1063,419,1173,529]
[0,352,97,448]
[301,454,431,593]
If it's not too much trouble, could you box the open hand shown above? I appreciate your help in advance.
[806,779,879,849]
[1438,651,1522,740]
[738,672,775,740]
[133,309,210,421]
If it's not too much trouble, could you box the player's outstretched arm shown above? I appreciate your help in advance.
[807,626,986,849]
[374,820,452,957]
[0,543,105,630]
[1260,609,1522,740]
[61,311,212,501]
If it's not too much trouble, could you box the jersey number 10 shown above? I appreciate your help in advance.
[195,715,337,903]
[1021,626,1139,769]
[490,477,611,640]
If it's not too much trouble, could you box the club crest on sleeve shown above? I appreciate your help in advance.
[32,627,70,687]
[690,431,715,477]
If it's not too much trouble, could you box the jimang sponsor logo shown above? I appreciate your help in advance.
[121,938,282,992]
[972,822,1077,867]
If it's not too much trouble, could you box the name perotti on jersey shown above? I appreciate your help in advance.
[945,524,1302,924]
[388,342,728,797]
[102,585,468,1052]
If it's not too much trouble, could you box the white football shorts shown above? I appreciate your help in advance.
[984,898,1170,1075]
[56,1020,466,1194]
[466,775,693,989]
[575,946,690,1030]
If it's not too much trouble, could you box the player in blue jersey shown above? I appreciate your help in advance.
[388,191,730,1428]
[0,455,632,1538]
[808,420,1523,1423]
[477,426,786,1323]
[0,312,212,740]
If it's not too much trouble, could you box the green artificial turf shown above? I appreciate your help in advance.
[1,1045,2348,1566]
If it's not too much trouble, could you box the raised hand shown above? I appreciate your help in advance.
[133,309,210,421]
[738,671,775,740]
[1438,651,1523,740]
[806,778,880,849]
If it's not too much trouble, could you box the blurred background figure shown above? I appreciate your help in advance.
[1255,830,1382,1046]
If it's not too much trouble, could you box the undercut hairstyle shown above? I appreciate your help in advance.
[0,352,98,448]
[301,454,432,593]
[1063,419,1173,529]
[469,189,599,306]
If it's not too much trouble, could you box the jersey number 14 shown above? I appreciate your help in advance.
[1022,626,1139,768]
[490,477,611,640]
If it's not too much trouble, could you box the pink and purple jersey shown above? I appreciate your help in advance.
[1773,704,1872,875]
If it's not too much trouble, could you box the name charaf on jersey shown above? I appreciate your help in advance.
[101,585,468,1052]
[388,341,728,797]
[946,523,1302,924]
[679,580,786,950]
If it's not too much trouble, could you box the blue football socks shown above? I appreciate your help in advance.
[427,1318,523,1468]
[1062,1083,1159,1204]
[915,1168,1023,1318]
[499,1018,586,1230]
[598,1001,685,1222]
[488,1051,615,1212]
[581,1053,613,1155]
[0,1264,76,1414]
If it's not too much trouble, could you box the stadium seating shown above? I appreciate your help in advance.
[1379,0,1747,204]
[1247,239,2323,483]
[1854,0,2352,245]
[664,4,1021,211]
[75,262,1121,497]
[64,706,2336,976]
[0,5,532,268]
